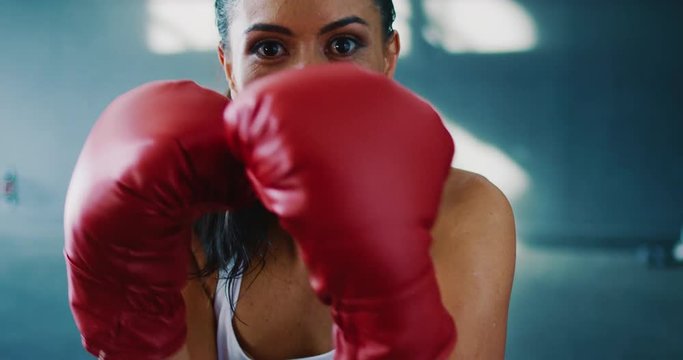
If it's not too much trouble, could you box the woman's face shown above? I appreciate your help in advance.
[218,0,400,96]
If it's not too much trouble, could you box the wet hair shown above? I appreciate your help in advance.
[196,0,397,309]
[194,201,274,312]
[215,0,397,50]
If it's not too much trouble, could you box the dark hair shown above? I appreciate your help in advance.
[215,0,397,50]
[194,202,275,311]
[198,0,397,309]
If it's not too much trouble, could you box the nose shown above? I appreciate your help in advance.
[291,44,329,69]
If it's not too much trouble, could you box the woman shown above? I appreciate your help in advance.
[180,0,517,359]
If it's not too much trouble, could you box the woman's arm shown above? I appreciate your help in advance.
[431,169,517,360]
[177,234,218,360]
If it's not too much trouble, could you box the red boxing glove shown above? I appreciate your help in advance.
[64,81,250,359]
[225,64,456,359]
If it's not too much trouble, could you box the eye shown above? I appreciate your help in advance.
[327,36,362,57]
[250,40,287,59]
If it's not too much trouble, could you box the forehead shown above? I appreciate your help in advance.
[229,0,381,32]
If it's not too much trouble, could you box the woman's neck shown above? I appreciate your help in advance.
[265,224,304,269]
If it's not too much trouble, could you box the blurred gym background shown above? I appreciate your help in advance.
[0,0,681,358]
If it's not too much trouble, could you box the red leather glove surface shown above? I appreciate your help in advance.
[225,64,457,359]
[64,81,250,359]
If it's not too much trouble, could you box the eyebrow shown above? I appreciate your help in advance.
[319,16,369,35]
[244,16,369,36]
[244,23,293,36]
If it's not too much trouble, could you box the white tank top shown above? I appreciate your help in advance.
[214,272,336,360]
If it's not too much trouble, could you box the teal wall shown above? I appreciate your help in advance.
[0,0,681,358]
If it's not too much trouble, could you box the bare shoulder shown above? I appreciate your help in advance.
[431,167,516,264]
[431,168,516,360]
[438,168,513,223]
[431,167,516,284]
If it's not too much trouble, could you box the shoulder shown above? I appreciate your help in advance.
[430,168,516,359]
[445,168,510,208]
[430,167,516,285]
[434,168,515,242]
[430,167,517,283]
